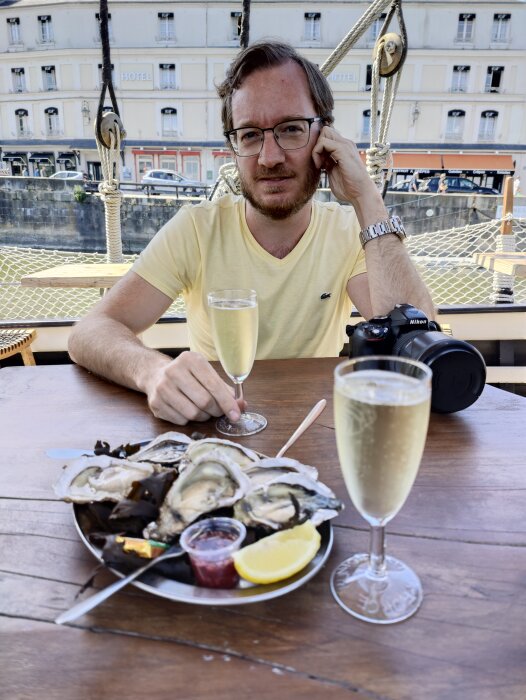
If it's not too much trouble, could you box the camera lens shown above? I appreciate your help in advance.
[393,331,486,413]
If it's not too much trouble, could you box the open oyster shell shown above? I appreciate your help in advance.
[127,431,194,465]
[143,448,252,541]
[183,438,259,471]
[244,457,319,486]
[53,456,156,504]
[233,473,343,530]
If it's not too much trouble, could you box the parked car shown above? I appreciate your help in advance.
[388,177,424,192]
[419,176,499,194]
[49,170,98,192]
[141,169,207,195]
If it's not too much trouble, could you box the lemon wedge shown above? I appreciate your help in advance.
[233,520,321,584]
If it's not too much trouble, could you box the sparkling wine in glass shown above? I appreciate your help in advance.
[207,288,267,436]
[331,356,432,624]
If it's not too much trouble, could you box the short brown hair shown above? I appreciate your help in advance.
[217,41,334,135]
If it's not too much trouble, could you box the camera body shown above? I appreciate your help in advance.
[347,304,486,413]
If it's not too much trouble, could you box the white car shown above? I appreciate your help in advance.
[141,169,206,195]
[49,171,88,180]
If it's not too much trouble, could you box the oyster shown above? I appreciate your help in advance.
[54,455,156,504]
[127,431,194,465]
[143,449,252,541]
[233,473,343,530]
[183,438,259,471]
[245,457,319,487]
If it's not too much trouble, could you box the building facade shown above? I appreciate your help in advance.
[0,0,524,191]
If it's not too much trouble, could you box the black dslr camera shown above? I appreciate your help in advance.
[347,304,486,414]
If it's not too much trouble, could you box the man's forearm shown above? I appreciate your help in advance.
[364,234,435,320]
[68,316,171,394]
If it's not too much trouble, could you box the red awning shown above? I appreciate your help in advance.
[392,153,442,173]
[442,154,514,174]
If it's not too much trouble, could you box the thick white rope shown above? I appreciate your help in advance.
[97,126,124,263]
[320,0,391,76]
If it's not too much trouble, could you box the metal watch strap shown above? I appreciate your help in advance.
[359,215,406,248]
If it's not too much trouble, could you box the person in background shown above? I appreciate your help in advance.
[513,177,522,197]
[438,173,448,193]
[68,41,434,426]
[409,170,419,192]
[22,166,29,176]
[34,166,40,177]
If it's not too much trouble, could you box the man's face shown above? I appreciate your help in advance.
[230,61,322,221]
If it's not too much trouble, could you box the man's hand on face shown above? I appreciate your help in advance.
[312,125,379,205]
[145,351,245,425]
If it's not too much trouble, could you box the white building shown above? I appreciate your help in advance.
[0,0,524,191]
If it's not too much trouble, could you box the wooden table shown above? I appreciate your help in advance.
[1,359,525,699]
[20,262,132,288]
[474,252,526,278]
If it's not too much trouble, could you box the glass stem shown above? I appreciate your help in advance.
[234,381,244,407]
[368,525,386,578]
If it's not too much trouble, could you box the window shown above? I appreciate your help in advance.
[456,13,475,42]
[161,107,178,136]
[365,64,372,91]
[368,14,386,43]
[7,18,21,45]
[159,157,177,170]
[362,109,379,137]
[38,15,53,43]
[485,66,504,93]
[492,14,510,43]
[451,66,470,93]
[446,109,465,139]
[42,66,57,91]
[230,11,242,41]
[98,64,115,88]
[95,12,113,41]
[183,155,200,180]
[11,68,26,93]
[304,13,321,41]
[15,108,29,136]
[137,156,153,176]
[479,110,498,140]
[45,107,59,135]
[160,64,176,90]
[158,12,175,41]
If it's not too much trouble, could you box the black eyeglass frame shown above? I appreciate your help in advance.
[225,116,325,157]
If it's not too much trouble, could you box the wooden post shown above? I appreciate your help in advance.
[493,175,515,304]
[500,175,514,235]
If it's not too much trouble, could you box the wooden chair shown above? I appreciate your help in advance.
[0,328,37,366]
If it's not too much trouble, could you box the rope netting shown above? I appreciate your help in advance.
[0,247,186,322]
[1,215,525,322]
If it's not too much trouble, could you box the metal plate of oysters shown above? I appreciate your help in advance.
[54,432,341,605]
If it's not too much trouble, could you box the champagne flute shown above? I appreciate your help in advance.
[331,356,432,624]
[207,289,267,436]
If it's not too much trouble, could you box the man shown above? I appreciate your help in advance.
[408,170,419,192]
[69,41,434,425]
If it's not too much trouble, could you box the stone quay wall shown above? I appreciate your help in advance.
[0,176,185,254]
[0,176,502,253]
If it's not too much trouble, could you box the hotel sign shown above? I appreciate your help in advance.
[120,63,153,89]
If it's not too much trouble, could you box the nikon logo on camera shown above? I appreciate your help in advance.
[409,319,426,324]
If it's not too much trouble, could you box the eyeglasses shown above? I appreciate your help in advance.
[225,117,323,157]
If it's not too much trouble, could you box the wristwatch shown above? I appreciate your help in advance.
[359,215,406,248]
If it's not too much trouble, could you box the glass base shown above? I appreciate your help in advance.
[330,553,423,624]
[216,411,267,437]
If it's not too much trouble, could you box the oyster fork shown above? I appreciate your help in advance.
[55,542,183,625]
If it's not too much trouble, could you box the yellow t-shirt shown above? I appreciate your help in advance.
[132,194,366,359]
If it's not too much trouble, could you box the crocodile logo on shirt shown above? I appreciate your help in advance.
[320,292,332,300]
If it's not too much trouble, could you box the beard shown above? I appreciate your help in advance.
[238,161,321,221]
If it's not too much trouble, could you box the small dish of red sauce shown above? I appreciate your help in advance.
[180,517,247,589]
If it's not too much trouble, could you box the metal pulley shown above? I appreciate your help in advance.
[372,31,406,77]
[96,111,127,150]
